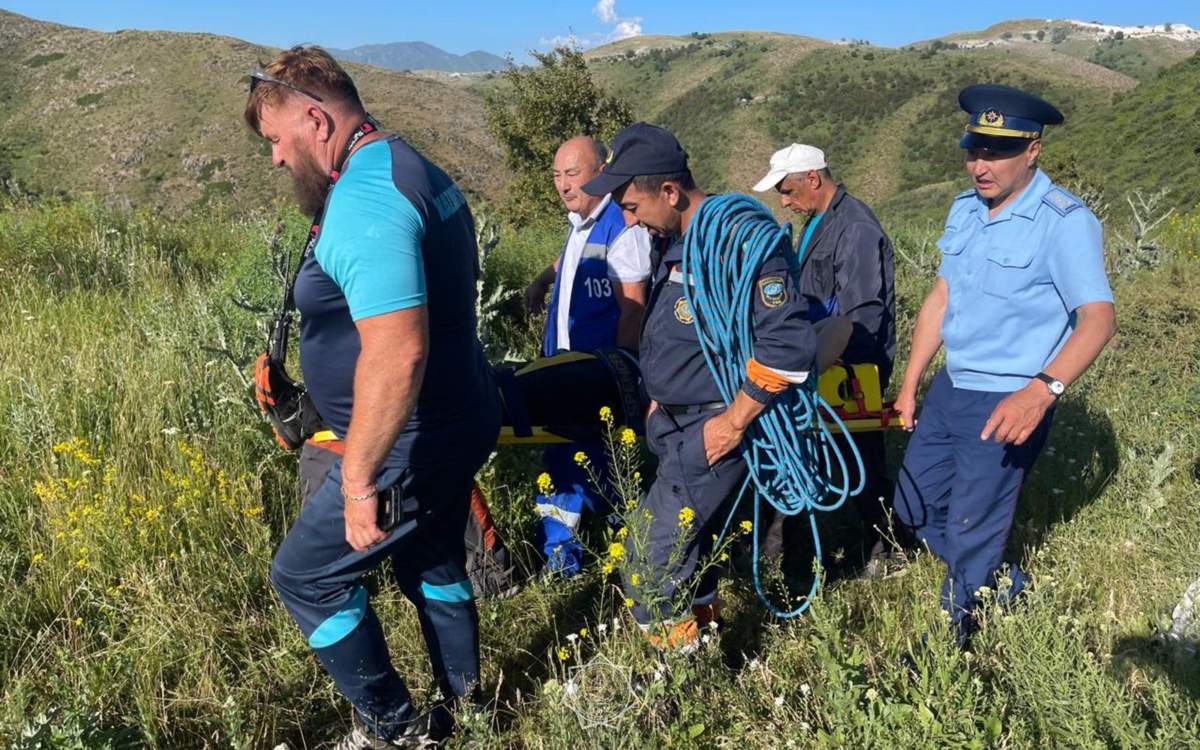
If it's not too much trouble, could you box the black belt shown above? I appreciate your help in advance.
[658,401,725,417]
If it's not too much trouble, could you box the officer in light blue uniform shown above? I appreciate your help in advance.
[892,84,1117,647]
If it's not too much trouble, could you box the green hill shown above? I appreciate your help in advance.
[927,19,1200,81]
[1055,50,1200,212]
[587,32,1135,219]
[0,10,504,210]
[1,10,1196,223]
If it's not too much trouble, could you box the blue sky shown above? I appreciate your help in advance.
[3,1,1198,58]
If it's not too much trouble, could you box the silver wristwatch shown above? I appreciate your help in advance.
[1033,372,1065,398]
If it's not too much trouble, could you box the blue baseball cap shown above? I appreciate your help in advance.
[582,122,689,196]
[959,84,1064,152]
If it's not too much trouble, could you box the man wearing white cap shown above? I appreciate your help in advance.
[754,143,900,578]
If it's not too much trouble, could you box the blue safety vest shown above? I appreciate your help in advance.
[543,200,629,356]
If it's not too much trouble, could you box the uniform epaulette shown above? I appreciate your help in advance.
[1042,188,1082,217]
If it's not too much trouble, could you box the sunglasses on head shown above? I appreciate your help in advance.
[248,69,325,102]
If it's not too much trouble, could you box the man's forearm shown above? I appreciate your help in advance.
[725,389,768,431]
[1042,302,1116,388]
[615,280,648,350]
[341,347,426,490]
[899,280,948,394]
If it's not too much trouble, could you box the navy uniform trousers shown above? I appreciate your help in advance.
[893,370,1052,641]
[271,423,494,739]
[627,407,747,625]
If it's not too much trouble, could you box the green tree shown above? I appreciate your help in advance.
[484,46,632,226]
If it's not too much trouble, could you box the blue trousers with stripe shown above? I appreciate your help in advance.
[535,441,611,576]
[893,370,1052,643]
[271,455,484,739]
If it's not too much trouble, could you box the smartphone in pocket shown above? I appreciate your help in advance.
[376,483,405,533]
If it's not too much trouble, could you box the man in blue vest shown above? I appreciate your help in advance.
[524,136,652,577]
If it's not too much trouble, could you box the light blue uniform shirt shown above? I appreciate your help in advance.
[937,169,1114,392]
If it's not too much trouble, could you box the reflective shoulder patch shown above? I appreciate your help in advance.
[1042,188,1082,217]
[758,275,787,308]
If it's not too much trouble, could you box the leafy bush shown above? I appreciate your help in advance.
[484,46,632,226]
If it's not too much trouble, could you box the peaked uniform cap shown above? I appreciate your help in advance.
[958,83,1064,151]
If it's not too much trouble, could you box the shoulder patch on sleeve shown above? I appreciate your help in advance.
[1042,188,1082,217]
[758,275,787,308]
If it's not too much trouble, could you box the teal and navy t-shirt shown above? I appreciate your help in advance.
[293,135,496,465]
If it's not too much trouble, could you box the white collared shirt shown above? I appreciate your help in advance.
[555,194,652,349]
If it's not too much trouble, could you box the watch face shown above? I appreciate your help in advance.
[1049,380,1065,396]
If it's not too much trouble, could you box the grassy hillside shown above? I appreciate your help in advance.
[588,34,1133,219]
[0,10,1196,226]
[929,19,1200,80]
[0,10,504,210]
[1054,51,1200,213]
[0,195,1197,748]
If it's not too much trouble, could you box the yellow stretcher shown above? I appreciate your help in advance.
[495,352,898,446]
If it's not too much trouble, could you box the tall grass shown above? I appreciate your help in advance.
[1,196,1197,748]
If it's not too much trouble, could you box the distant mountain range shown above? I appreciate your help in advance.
[329,41,508,73]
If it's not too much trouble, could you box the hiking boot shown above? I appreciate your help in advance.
[328,706,452,750]
[641,601,723,654]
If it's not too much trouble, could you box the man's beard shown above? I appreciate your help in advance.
[291,148,330,216]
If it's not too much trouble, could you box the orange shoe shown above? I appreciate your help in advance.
[642,601,722,652]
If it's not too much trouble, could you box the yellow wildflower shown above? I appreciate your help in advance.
[578,627,589,639]
[616,526,628,540]
[720,552,730,562]
[620,428,636,447]
[75,558,89,569]
[601,561,615,575]
[740,520,753,534]
[599,406,614,425]
[630,573,641,586]
[31,553,44,564]
[536,472,554,495]
[573,451,588,466]
[678,507,696,527]
[624,597,635,609]
[608,542,625,561]
[73,617,83,627]
[557,646,570,661]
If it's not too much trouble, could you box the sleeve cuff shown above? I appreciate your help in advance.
[740,380,777,405]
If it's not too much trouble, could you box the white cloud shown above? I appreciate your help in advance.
[593,0,642,42]
[610,18,642,41]
[594,0,618,24]
[541,1,641,51]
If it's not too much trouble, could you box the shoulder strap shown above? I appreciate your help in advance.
[268,116,381,364]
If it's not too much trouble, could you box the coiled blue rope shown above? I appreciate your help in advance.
[681,193,865,618]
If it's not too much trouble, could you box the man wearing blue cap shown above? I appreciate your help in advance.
[582,122,819,648]
[892,84,1117,647]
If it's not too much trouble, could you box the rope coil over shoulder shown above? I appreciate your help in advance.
[682,193,865,618]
